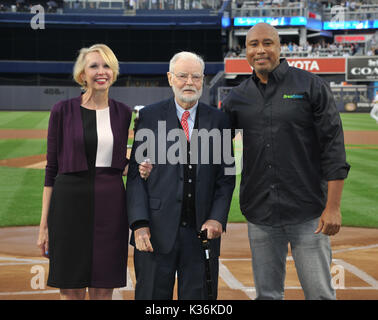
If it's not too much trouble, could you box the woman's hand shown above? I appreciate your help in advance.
[37,226,49,258]
[123,164,129,176]
[38,186,52,258]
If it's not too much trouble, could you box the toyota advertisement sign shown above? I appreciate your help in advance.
[224,56,378,83]
[224,57,346,75]
[347,57,378,81]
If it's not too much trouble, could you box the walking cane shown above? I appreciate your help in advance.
[198,229,214,300]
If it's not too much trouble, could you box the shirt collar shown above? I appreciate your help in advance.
[252,58,289,84]
[175,98,198,122]
[271,58,289,81]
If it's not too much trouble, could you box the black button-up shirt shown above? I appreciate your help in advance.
[222,59,350,226]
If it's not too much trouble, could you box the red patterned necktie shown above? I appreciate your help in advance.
[181,110,190,141]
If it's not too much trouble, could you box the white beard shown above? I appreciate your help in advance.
[172,85,203,104]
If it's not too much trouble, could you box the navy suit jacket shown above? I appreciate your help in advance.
[126,98,235,256]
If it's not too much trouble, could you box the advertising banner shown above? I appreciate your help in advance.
[346,56,378,81]
[224,57,346,75]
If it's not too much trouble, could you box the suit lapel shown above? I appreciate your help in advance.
[196,103,211,176]
[197,102,211,131]
[163,98,184,178]
[163,98,179,133]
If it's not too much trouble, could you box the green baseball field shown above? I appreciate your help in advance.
[0,111,377,228]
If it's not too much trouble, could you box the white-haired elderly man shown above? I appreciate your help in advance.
[126,51,235,300]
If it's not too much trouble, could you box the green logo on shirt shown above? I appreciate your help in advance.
[283,94,304,99]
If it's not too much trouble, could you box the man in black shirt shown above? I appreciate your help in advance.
[222,23,350,300]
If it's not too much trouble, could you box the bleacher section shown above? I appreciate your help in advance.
[1,0,377,110]
[0,0,224,13]
[226,0,378,59]
[232,0,306,18]
[323,3,378,21]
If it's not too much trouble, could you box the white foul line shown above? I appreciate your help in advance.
[219,261,256,300]
[333,258,378,288]
[333,244,378,254]
[0,290,59,296]
[0,257,48,264]
[218,243,378,298]
[1,243,378,298]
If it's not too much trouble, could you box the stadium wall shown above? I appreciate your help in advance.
[0,86,211,110]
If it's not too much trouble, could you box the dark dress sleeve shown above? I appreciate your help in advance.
[44,105,60,187]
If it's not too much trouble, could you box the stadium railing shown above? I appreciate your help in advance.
[131,0,223,11]
[231,1,306,18]
[226,46,355,58]
[280,48,353,57]
[64,0,125,9]
[62,0,223,11]
[323,4,378,21]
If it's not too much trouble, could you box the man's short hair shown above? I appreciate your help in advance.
[169,51,205,74]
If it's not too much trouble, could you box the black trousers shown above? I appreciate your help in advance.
[133,226,219,300]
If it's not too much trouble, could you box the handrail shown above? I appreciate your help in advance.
[323,4,378,21]
[231,4,306,18]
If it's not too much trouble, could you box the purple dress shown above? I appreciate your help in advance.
[47,106,128,289]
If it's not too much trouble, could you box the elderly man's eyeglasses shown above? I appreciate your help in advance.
[171,72,204,83]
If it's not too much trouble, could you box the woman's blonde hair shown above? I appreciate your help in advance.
[73,44,119,90]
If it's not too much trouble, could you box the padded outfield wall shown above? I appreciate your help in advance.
[0,86,211,110]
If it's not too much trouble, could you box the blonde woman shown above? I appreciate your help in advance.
[37,44,131,300]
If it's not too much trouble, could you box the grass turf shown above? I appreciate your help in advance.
[0,167,44,227]
[2,146,377,227]
[227,146,378,227]
[0,139,46,160]
[341,147,378,228]
[0,111,374,132]
[0,111,377,227]
[0,111,50,129]
[340,113,378,131]
[0,110,137,130]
